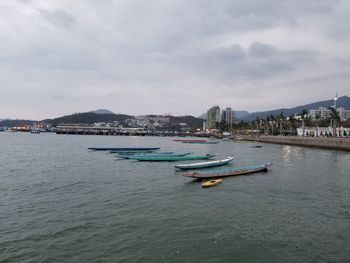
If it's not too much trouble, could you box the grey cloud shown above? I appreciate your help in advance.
[249,42,277,58]
[39,9,77,29]
[0,0,349,119]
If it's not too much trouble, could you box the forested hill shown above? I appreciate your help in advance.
[43,112,132,126]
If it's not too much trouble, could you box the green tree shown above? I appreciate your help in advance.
[315,113,321,136]
[301,109,308,136]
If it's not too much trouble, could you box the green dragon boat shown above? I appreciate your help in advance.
[117,152,191,159]
[127,154,216,162]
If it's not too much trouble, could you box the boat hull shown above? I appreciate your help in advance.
[202,179,223,187]
[128,154,215,162]
[173,139,207,143]
[88,147,160,151]
[182,141,219,144]
[183,163,272,179]
[118,152,191,159]
[175,157,234,170]
[117,151,174,156]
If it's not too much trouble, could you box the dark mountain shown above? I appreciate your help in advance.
[198,110,250,120]
[198,113,206,119]
[44,112,132,126]
[240,96,350,122]
[169,115,204,129]
[233,111,250,119]
[92,109,115,114]
[0,119,38,127]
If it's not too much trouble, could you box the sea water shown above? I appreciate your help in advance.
[1,133,349,262]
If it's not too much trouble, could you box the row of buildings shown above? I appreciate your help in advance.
[205,106,236,129]
[309,107,350,121]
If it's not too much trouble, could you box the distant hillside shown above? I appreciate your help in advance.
[241,96,350,122]
[92,109,115,114]
[44,112,132,126]
[198,110,250,120]
[0,119,38,127]
[169,115,204,129]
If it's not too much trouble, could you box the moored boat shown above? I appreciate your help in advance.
[175,157,234,170]
[117,151,174,156]
[118,152,192,159]
[201,179,223,188]
[110,150,157,154]
[30,129,41,134]
[183,162,272,179]
[88,147,160,151]
[127,154,216,162]
[182,141,219,144]
[173,139,207,143]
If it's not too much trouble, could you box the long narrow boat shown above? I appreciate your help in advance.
[118,152,192,159]
[173,139,207,143]
[117,151,174,156]
[127,154,216,162]
[182,141,219,144]
[88,147,160,151]
[174,157,234,170]
[183,162,272,179]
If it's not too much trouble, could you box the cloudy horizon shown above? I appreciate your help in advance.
[1,0,350,119]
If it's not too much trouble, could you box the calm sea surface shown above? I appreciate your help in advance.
[1,133,349,262]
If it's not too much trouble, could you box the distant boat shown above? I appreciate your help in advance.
[183,162,272,179]
[173,139,207,143]
[110,150,156,154]
[118,152,192,159]
[175,157,234,170]
[30,129,41,134]
[201,179,223,188]
[88,147,160,152]
[127,154,216,162]
[117,151,174,156]
[182,141,219,144]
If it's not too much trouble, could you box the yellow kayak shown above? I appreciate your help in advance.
[201,179,223,188]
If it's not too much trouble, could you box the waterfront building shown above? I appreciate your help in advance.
[337,107,350,121]
[309,107,350,121]
[309,107,331,120]
[221,107,235,125]
[207,106,220,129]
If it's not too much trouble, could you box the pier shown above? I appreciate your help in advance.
[55,125,209,137]
[245,135,350,152]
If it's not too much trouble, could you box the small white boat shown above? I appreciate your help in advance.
[175,157,234,170]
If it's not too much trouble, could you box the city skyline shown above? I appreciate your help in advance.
[1,1,350,119]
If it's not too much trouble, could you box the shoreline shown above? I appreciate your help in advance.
[244,135,350,152]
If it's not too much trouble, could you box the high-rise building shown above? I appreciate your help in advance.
[221,107,235,125]
[207,106,220,129]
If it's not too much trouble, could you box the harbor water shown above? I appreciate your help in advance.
[1,133,349,262]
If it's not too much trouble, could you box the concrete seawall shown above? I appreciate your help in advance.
[245,136,350,152]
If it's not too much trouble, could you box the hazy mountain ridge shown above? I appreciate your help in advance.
[43,112,132,126]
[2,97,349,127]
[0,119,38,127]
[198,110,250,120]
[92,109,115,114]
[240,96,350,122]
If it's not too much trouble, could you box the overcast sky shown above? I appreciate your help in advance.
[1,0,350,119]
